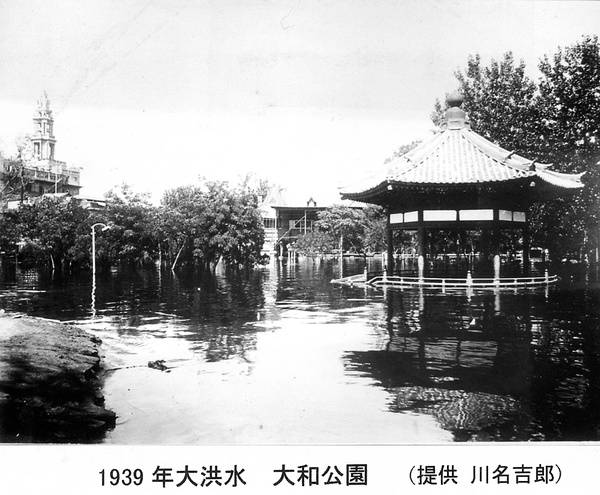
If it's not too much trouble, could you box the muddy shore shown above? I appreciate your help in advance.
[0,313,116,443]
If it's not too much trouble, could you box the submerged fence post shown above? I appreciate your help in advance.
[494,254,501,285]
[418,255,424,284]
[364,266,368,283]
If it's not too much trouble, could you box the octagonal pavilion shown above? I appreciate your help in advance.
[338,91,584,288]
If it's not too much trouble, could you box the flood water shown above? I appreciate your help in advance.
[1,257,599,444]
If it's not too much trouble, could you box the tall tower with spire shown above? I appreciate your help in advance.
[1,93,82,208]
[23,93,81,196]
[32,92,56,161]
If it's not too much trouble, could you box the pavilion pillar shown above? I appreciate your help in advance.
[522,224,530,276]
[417,227,425,280]
[386,219,394,274]
[493,254,501,283]
[492,223,501,283]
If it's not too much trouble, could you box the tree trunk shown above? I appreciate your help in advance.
[171,243,185,271]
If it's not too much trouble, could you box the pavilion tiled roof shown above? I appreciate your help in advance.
[340,92,584,199]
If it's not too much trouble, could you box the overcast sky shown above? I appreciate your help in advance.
[1,0,599,204]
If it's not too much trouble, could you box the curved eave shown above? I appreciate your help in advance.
[339,181,391,205]
[340,173,584,206]
[339,124,585,205]
[536,169,585,190]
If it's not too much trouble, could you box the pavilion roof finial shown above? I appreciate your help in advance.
[447,90,464,108]
[443,90,469,130]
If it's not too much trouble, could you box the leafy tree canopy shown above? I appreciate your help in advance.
[432,35,600,260]
[384,139,423,164]
[315,204,386,254]
[100,183,159,265]
[1,135,35,203]
[15,196,90,269]
[159,178,265,270]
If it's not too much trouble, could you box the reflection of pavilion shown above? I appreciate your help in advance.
[345,289,542,440]
[381,289,534,394]
[339,91,584,288]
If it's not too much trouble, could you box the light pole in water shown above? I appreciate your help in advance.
[91,223,110,318]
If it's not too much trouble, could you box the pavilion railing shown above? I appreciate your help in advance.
[332,270,559,288]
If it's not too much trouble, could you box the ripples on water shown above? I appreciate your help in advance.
[0,258,599,443]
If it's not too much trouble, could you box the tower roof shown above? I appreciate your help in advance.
[340,92,584,207]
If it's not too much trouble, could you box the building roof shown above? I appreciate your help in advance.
[340,91,584,205]
[260,186,359,215]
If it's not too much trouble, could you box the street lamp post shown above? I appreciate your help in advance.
[91,223,110,318]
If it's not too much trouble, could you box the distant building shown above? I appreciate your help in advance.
[259,186,360,256]
[1,93,81,209]
[259,186,327,255]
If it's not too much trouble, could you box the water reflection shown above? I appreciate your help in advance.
[1,257,599,443]
[344,271,600,441]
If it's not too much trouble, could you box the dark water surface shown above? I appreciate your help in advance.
[1,258,599,443]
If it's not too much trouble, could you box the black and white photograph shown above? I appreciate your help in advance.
[0,0,599,492]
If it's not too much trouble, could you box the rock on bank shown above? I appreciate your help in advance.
[0,314,116,443]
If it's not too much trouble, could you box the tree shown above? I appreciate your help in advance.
[0,210,19,256]
[100,184,159,266]
[236,172,273,203]
[1,136,35,203]
[316,205,365,254]
[315,205,386,254]
[361,205,387,253]
[536,35,600,259]
[432,52,541,156]
[209,179,265,268]
[384,139,423,164]
[293,231,336,256]
[537,35,600,169]
[159,184,203,270]
[159,178,265,270]
[15,196,90,269]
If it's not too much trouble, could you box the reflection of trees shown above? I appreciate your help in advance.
[5,264,275,365]
[166,268,268,362]
[92,266,270,364]
[526,284,600,440]
[345,284,600,441]
[274,259,340,309]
